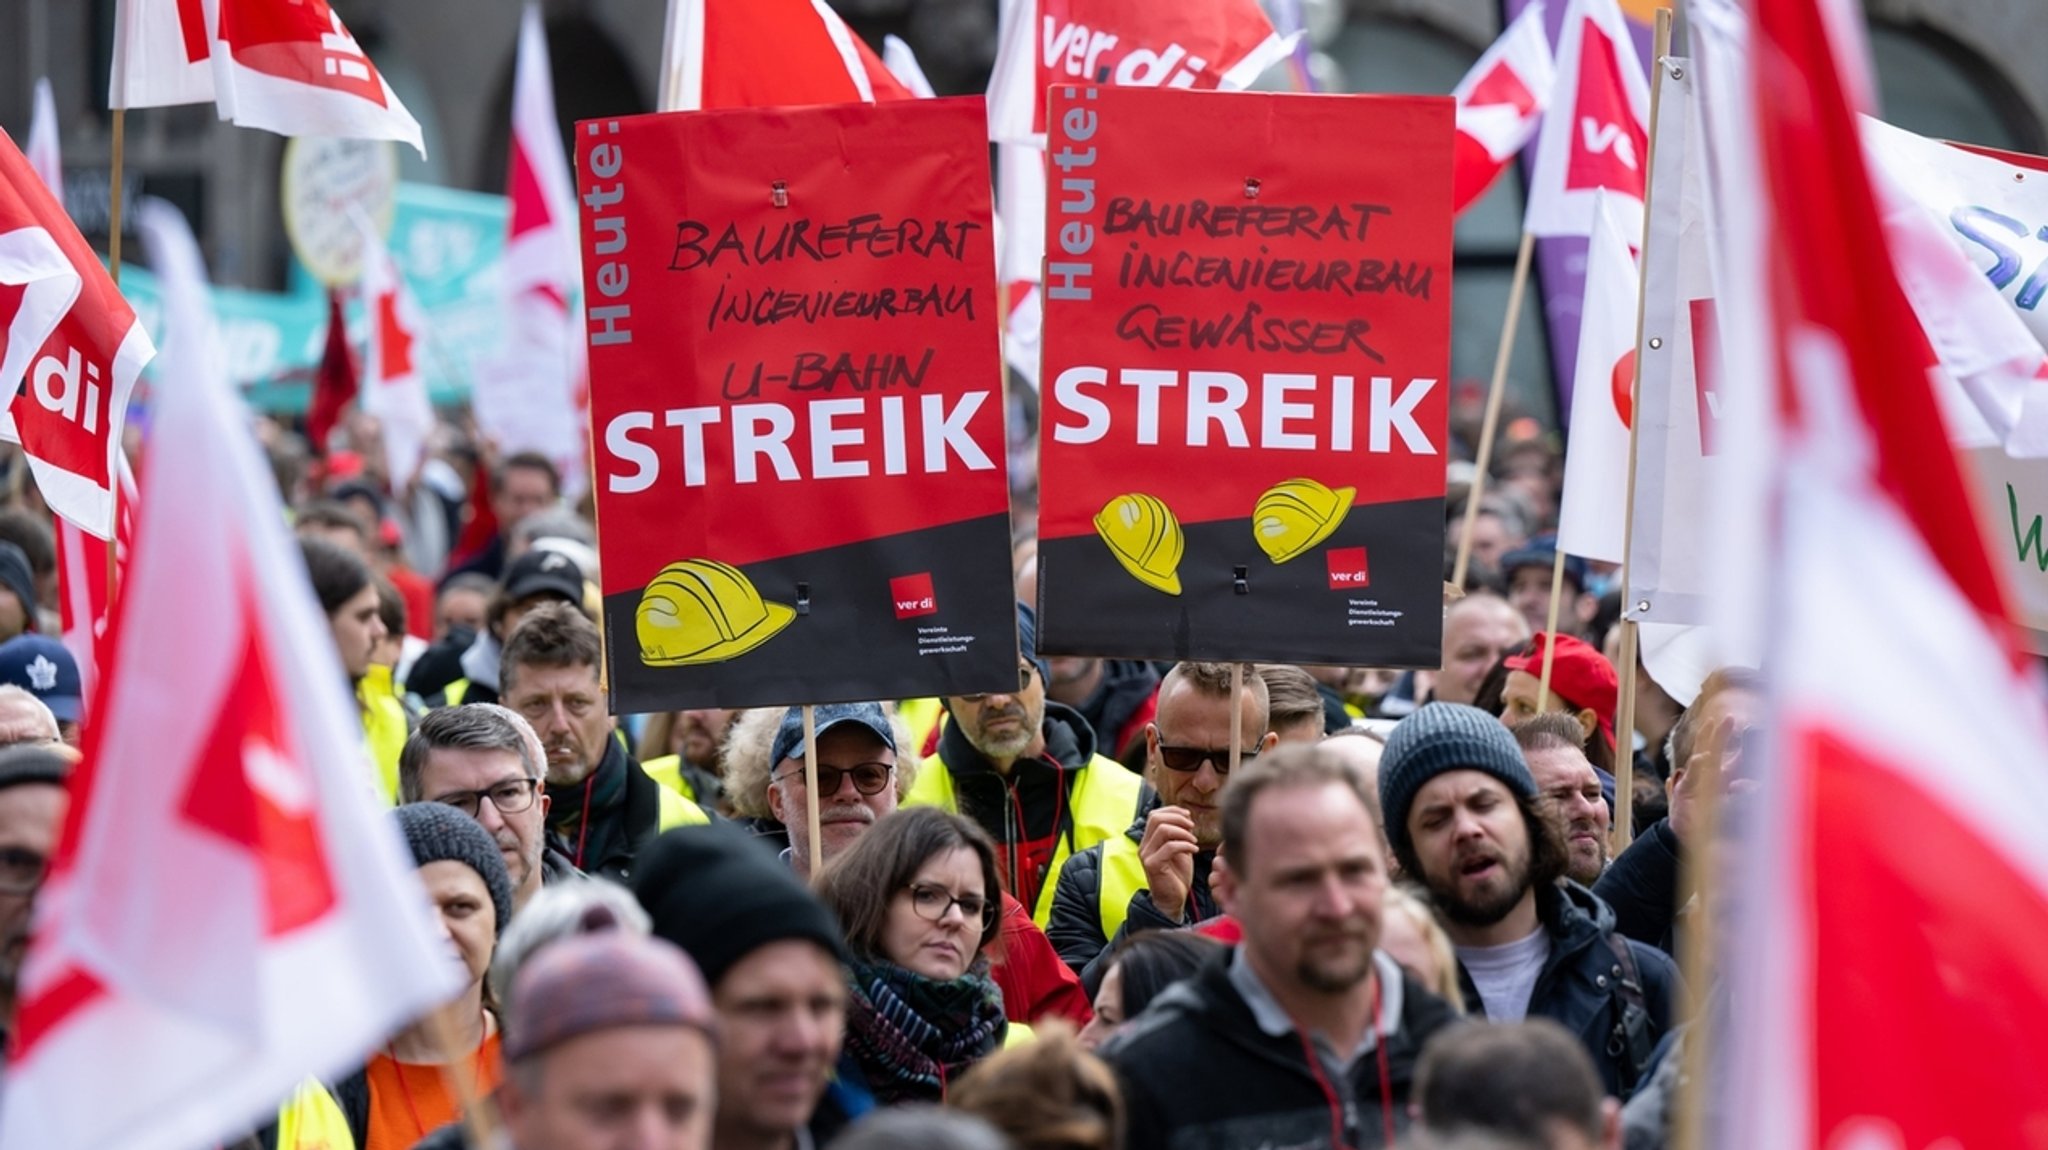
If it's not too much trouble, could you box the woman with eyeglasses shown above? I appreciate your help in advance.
[814,807,1011,1106]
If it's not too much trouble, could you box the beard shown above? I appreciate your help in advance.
[972,704,1036,759]
[1295,930,1376,993]
[1425,842,1535,928]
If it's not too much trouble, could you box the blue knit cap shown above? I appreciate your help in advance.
[1378,703,1536,858]
[1014,602,1051,688]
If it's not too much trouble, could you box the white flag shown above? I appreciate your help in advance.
[0,198,459,1150]
[1524,0,1650,239]
[1557,190,1638,563]
[353,212,434,492]
[1451,3,1555,215]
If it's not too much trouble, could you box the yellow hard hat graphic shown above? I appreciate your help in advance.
[1094,492,1184,596]
[636,559,797,667]
[1252,478,1356,564]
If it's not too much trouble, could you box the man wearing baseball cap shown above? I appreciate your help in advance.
[0,636,82,746]
[1499,632,1623,778]
[409,546,590,709]
[1499,535,1596,640]
[498,932,721,1150]
[1378,703,1679,1099]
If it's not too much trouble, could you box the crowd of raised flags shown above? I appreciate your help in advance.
[1,0,2046,1146]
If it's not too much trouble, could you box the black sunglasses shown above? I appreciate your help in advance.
[772,761,894,796]
[1155,744,1261,774]
[957,664,1038,703]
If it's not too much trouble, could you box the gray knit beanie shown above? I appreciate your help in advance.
[1377,703,1537,857]
[395,802,516,936]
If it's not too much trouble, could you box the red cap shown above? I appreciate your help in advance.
[1503,632,1619,748]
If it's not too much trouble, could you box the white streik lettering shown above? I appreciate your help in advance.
[1051,367,1437,455]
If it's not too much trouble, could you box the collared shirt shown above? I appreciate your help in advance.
[1228,945,1405,1076]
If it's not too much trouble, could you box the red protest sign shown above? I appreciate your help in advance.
[1037,86,1453,666]
[579,97,1018,711]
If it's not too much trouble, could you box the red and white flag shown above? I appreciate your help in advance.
[1716,2,2048,1146]
[1556,190,1637,563]
[0,131,153,540]
[1524,0,1650,240]
[986,0,1295,145]
[55,456,136,710]
[109,0,422,154]
[657,0,913,113]
[26,78,61,198]
[354,212,434,492]
[473,4,585,497]
[0,198,460,1150]
[1451,3,1556,216]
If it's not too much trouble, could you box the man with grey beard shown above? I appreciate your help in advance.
[904,603,1142,926]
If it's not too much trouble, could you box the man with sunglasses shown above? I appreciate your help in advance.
[764,702,900,879]
[400,704,579,916]
[1049,661,1276,987]
[904,604,1144,930]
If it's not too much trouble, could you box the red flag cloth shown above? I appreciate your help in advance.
[1450,3,1556,216]
[1716,1,2048,1146]
[0,132,153,540]
[446,454,499,574]
[305,289,355,457]
[108,0,423,154]
[659,0,914,113]
[0,198,459,1150]
[56,454,137,710]
[1523,0,1651,240]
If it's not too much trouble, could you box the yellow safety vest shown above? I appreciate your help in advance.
[656,780,711,828]
[1002,1021,1036,1049]
[444,678,471,706]
[273,1079,352,1150]
[903,753,1141,928]
[1096,831,1152,943]
[896,697,945,755]
[358,666,408,805]
[642,753,697,805]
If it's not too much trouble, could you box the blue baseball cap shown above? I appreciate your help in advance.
[0,635,82,723]
[1498,534,1589,593]
[769,702,896,768]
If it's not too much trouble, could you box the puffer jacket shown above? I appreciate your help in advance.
[1103,948,1456,1150]
[1046,790,1223,990]
[1455,882,1683,1099]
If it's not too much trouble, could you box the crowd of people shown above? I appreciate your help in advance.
[0,414,1754,1150]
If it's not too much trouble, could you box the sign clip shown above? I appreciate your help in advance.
[1243,177,1261,200]
[796,581,811,615]
[771,181,790,208]
[1233,566,1250,595]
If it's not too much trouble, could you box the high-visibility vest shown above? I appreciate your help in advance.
[274,1079,352,1150]
[642,753,699,805]
[358,666,409,805]
[896,697,945,758]
[657,781,711,828]
[903,753,1141,927]
[1096,832,1151,943]
[1003,1021,1036,1049]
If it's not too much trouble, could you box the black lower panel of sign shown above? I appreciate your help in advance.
[1036,496,1444,667]
[603,512,1019,712]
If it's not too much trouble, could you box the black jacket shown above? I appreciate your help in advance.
[1071,659,1160,767]
[1103,949,1456,1150]
[1047,792,1222,991]
[1593,817,1683,954]
[545,738,668,882]
[1455,882,1683,1099]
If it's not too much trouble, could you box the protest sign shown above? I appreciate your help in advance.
[578,96,1017,711]
[1036,86,1453,666]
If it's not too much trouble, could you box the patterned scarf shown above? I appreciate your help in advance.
[844,957,1007,1105]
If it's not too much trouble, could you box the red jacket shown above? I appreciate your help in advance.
[993,893,1094,1027]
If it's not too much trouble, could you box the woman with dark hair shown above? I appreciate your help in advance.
[814,807,1010,1105]
[1076,930,1222,1051]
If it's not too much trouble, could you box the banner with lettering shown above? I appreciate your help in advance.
[578,97,1018,710]
[1036,86,1454,665]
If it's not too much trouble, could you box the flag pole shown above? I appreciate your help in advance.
[802,704,823,877]
[424,1002,504,1148]
[1536,549,1566,711]
[106,108,128,606]
[1613,10,1675,848]
[1227,662,1244,774]
[1672,716,1728,1150]
[1451,230,1537,589]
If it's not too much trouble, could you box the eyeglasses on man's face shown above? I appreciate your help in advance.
[432,777,541,818]
[772,761,894,797]
[957,664,1037,704]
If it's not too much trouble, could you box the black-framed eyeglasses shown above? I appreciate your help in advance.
[1155,745,1260,775]
[433,777,541,818]
[904,881,997,929]
[771,761,895,797]
[958,664,1037,703]
[0,847,48,895]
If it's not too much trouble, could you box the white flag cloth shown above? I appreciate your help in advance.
[882,34,939,98]
[1556,190,1638,564]
[353,212,434,492]
[1451,3,1555,216]
[475,4,587,497]
[1524,0,1651,240]
[0,198,460,1150]
[108,0,423,155]
[26,78,62,198]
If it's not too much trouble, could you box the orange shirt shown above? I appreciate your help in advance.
[364,1031,504,1150]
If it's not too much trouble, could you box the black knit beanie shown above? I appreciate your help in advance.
[395,802,515,937]
[632,822,847,989]
[1378,703,1537,858]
